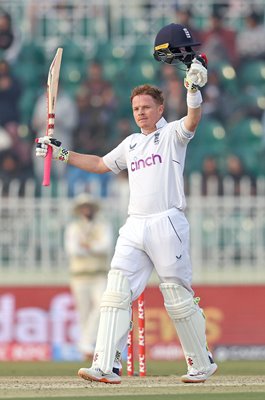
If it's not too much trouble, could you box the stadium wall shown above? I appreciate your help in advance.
[0,285,264,362]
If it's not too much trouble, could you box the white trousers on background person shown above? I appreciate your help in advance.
[70,275,107,356]
[111,207,193,300]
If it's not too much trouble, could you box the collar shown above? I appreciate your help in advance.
[156,116,167,129]
[141,117,167,134]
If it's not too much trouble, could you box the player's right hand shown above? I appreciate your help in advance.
[35,136,69,162]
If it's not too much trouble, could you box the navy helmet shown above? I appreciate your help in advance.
[154,23,202,68]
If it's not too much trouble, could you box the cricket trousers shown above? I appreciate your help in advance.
[110,207,194,301]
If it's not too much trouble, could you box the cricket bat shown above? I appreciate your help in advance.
[42,47,63,186]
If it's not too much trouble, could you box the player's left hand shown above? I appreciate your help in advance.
[184,59,208,91]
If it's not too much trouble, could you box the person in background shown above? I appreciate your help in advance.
[74,61,118,156]
[0,58,33,187]
[200,9,238,68]
[31,86,78,184]
[0,8,22,65]
[201,68,222,121]
[69,61,118,196]
[236,10,265,66]
[201,155,223,196]
[0,150,21,196]
[0,59,21,126]
[225,154,256,196]
[64,193,113,359]
[174,5,203,43]
[159,63,186,122]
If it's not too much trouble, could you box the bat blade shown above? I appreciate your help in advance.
[42,47,63,186]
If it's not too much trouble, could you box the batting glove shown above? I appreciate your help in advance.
[35,136,69,162]
[184,58,208,92]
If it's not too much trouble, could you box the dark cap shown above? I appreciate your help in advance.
[154,23,201,51]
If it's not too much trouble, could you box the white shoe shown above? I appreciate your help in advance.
[78,367,121,384]
[181,362,218,383]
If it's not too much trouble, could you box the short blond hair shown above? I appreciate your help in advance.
[130,84,164,105]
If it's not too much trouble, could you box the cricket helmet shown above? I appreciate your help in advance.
[153,23,201,69]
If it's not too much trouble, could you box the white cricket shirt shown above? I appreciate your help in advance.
[103,117,194,215]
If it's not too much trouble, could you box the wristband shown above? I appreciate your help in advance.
[187,90,202,109]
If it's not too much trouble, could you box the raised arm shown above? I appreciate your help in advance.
[68,151,110,174]
[183,58,207,133]
[36,137,111,174]
[184,92,202,132]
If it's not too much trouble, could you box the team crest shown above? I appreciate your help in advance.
[154,132,160,145]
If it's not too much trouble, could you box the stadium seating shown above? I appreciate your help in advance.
[16,41,46,65]
[227,117,264,176]
[12,41,45,88]
[228,117,263,145]
[211,61,238,94]
[60,40,86,64]
[185,118,227,174]
[19,88,39,124]
[60,62,84,95]
[238,60,265,88]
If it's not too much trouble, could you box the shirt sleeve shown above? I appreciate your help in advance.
[174,118,195,145]
[103,139,127,174]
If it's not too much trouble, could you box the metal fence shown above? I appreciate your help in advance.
[0,174,264,285]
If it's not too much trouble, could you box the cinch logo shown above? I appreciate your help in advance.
[131,154,162,171]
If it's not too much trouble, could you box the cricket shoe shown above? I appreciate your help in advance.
[112,366,122,376]
[78,367,121,384]
[181,362,218,383]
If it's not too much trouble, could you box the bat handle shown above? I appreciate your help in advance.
[42,145,52,186]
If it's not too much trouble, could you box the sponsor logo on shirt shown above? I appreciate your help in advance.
[131,154,162,171]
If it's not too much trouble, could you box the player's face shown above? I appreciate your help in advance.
[132,94,164,134]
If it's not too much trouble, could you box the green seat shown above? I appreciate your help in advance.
[234,88,265,120]
[60,40,86,63]
[230,147,263,177]
[228,117,263,146]
[211,61,238,94]
[19,89,39,124]
[185,145,225,175]
[102,58,128,81]
[132,43,154,61]
[185,118,227,174]
[60,62,85,95]
[17,42,45,65]
[227,117,263,176]
[125,60,158,86]
[95,42,134,62]
[13,62,44,88]
[195,118,227,147]
[239,61,265,87]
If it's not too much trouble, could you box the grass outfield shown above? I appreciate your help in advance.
[0,360,264,400]
[4,395,265,400]
[0,359,264,376]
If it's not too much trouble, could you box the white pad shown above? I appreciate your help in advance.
[160,283,211,372]
[92,269,132,373]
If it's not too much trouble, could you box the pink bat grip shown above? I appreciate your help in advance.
[42,145,52,186]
